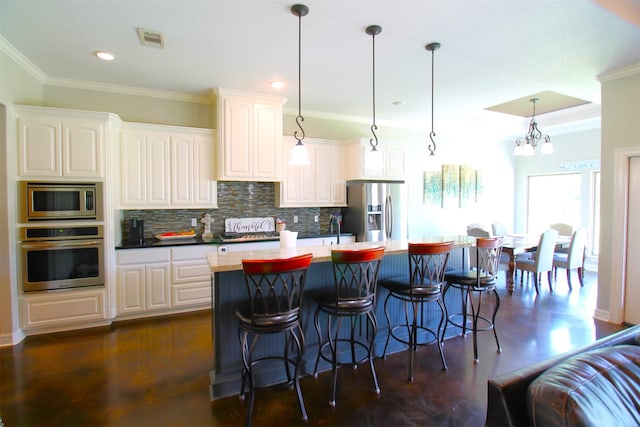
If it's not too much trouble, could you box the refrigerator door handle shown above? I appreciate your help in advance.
[386,194,393,239]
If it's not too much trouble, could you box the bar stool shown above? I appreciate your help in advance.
[236,253,313,427]
[309,246,385,407]
[442,237,503,364]
[380,241,453,381]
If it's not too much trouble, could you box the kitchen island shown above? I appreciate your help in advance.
[207,237,475,399]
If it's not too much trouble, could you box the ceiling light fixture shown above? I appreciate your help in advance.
[425,42,440,156]
[513,98,553,156]
[289,4,310,166]
[366,24,383,169]
[95,51,115,61]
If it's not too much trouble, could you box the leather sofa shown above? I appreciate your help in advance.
[486,324,640,426]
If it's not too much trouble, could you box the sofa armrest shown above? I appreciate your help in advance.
[486,325,640,427]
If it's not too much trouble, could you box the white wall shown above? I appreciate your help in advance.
[598,64,640,321]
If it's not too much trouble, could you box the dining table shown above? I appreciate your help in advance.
[501,234,570,294]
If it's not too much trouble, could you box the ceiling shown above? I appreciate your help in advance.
[1,0,639,136]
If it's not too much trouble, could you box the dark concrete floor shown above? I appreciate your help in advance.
[0,271,624,426]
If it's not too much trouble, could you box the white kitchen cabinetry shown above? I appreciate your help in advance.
[16,105,117,179]
[214,88,285,181]
[117,248,171,315]
[116,246,212,319]
[344,138,406,181]
[276,137,346,207]
[120,123,217,208]
[20,288,108,332]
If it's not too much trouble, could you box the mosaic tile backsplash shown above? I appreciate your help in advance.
[121,181,342,241]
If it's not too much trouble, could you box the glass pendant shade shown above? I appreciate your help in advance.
[290,141,310,165]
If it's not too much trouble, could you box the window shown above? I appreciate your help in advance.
[526,173,581,236]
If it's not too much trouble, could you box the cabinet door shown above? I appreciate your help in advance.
[118,265,145,314]
[18,116,61,177]
[330,145,346,205]
[146,134,171,205]
[221,98,253,179]
[315,143,332,204]
[193,134,217,205]
[385,146,406,180]
[121,131,147,205]
[62,119,104,178]
[171,135,193,205]
[146,264,171,310]
[253,103,282,180]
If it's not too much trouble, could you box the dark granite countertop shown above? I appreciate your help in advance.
[115,233,353,250]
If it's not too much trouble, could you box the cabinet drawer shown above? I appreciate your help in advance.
[172,282,212,307]
[172,261,211,284]
[117,248,171,265]
[170,245,212,261]
[21,289,106,329]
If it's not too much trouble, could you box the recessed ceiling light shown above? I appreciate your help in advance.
[271,81,284,89]
[95,51,115,61]
[392,100,406,106]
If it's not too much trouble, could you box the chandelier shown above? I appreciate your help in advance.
[513,98,553,156]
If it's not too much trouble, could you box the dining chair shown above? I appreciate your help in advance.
[491,222,508,237]
[549,223,573,236]
[515,229,559,294]
[309,246,385,407]
[553,228,587,289]
[467,226,491,269]
[236,253,313,426]
[442,237,503,364]
[380,241,453,381]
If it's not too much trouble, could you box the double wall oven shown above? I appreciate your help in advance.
[19,182,105,292]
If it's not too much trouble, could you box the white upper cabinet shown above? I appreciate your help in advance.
[214,88,286,181]
[344,137,406,181]
[120,123,217,209]
[16,105,117,179]
[276,137,346,207]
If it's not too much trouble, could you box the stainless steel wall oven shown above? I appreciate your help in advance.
[20,225,105,292]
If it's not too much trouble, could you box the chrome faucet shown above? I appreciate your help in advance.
[330,213,341,244]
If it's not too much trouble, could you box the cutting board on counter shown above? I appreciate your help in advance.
[224,217,275,233]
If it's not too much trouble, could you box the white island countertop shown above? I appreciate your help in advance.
[207,236,476,273]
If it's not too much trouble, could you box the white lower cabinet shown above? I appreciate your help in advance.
[116,246,212,318]
[20,287,107,331]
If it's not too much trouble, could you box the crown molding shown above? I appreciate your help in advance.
[45,77,211,104]
[0,34,47,83]
[597,62,640,82]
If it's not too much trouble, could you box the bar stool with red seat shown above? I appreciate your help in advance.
[380,241,453,381]
[309,246,385,407]
[442,237,503,364]
[236,253,313,426]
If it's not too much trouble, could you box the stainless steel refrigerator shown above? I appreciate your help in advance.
[342,181,407,242]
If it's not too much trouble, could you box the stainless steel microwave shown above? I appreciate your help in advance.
[20,182,103,222]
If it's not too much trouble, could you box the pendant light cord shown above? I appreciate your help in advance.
[428,45,437,156]
[367,26,381,151]
[294,7,305,144]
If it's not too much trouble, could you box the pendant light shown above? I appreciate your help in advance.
[289,4,310,166]
[366,25,383,169]
[425,42,440,156]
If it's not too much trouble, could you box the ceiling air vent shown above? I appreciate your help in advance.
[137,28,165,49]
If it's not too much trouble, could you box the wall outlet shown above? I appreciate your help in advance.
[218,246,228,254]
[293,215,298,223]
[191,218,197,227]
[314,215,319,223]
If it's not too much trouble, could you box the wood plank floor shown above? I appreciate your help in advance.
[0,271,625,427]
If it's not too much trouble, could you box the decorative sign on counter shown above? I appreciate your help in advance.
[224,217,275,233]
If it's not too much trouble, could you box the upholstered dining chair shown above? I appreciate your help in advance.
[549,223,573,236]
[443,237,503,364]
[467,226,491,269]
[236,253,313,427]
[553,228,587,289]
[491,222,508,237]
[515,229,559,294]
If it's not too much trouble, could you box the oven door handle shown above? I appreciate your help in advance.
[21,240,103,249]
